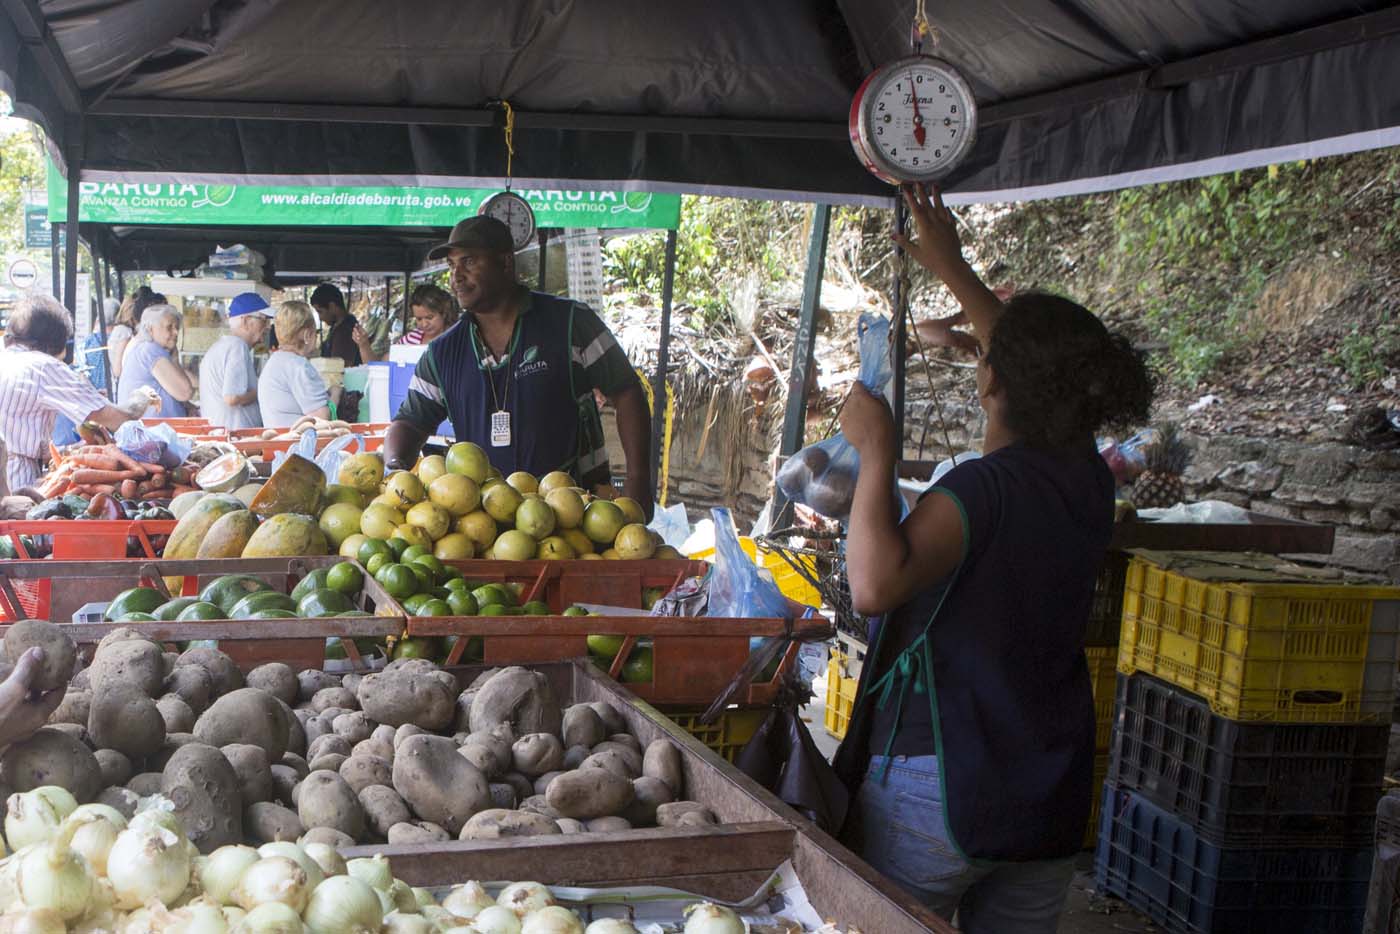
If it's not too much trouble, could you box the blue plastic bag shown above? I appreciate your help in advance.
[705,507,791,622]
[775,313,895,520]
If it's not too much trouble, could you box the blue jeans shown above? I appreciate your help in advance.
[844,755,1075,934]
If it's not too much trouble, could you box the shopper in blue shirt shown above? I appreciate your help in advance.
[834,184,1155,934]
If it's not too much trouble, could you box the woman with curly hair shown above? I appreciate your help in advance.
[833,184,1154,934]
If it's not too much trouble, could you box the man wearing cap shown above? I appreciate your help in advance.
[199,292,274,429]
[385,216,653,516]
[310,283,374,367]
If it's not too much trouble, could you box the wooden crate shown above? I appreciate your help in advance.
[343,660,950,933]
[0,556,407,670]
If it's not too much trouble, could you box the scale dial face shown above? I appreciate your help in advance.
[850,54,978,185]
[479,190,537,250]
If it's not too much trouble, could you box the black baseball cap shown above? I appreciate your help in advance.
[428,216,514,260]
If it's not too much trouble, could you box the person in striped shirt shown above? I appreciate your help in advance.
[384,217,653,516]
[0,295,158,492]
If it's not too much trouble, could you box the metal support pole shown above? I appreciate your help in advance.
[649,228,678,503]
[62,124,81,316]
[50,227,60,297]
[771,204,831,527]
[891,198,908,459]
[401,271,412,329]
[537,229,549,292]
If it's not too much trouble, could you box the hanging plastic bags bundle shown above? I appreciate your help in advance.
[775,312,895,520]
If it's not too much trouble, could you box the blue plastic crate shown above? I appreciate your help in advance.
[1094,783,1372,934]
[387,361,452,437]
[1363,793,1400,934]
[1108,672,1385,846]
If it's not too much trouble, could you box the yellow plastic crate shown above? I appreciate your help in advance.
[690,536,823,609]
[824,648,861,741]
[1116,553,1400,723]
[1085,752,1110,849]
[1087,646,1117,752]
[662,706,769,763]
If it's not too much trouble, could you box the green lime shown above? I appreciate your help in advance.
[521,600,551,616]
[375,563,418,600]
[472,584,513,609]
[392,637,442,661]
[401,545,430,564]
[563,606,589,617]
[445,577,471,594]
[441,567,464,582]
[358,538,392,564]
[621,646,654,683]
[419,599,452,617]
[326,561,365,595]
[446,591,478,616]
[291,568,332,603]
[479,603,511,617]
[409,564,434,594]
[365,552,392,577]
[402,593,432,614]
[386,537,411,559]
[409,554,447,582]
[587,634,626,660]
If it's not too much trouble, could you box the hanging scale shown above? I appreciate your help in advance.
[479,100,537,251]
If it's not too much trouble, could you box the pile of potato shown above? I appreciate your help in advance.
[1,621,716,853]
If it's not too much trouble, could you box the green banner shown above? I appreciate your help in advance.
[46,161,680,230]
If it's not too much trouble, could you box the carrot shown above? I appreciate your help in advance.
[71,454,125,471]
[71,468,143,485]
[120,479,139,500]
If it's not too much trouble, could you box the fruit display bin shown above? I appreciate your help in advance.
[0,556,407,669]
[1095,782,1372,934]
[1116,550,1400,723]
[0,520,177,619]
[402,559,826,707]
[1108,671,1386,846]
[342,658,951,933]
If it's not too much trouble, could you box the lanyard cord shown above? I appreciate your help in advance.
[472,314,522,414]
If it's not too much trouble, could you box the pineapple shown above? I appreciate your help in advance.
[1133,424,1189,508]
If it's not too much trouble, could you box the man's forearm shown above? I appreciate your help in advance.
[611,386,653,517]
[385,420,430,471]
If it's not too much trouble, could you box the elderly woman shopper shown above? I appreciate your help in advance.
[0,295,157,491]
[259,300,332,429]
[200,292,274,429]
[117,304,195,418]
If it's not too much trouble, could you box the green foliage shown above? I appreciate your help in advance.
[603,196,808,327]
[1329,309,1400,389]
[0,121,44,256]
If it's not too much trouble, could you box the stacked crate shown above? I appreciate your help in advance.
[1082,551,1133,846]
[1096,550,1400,934]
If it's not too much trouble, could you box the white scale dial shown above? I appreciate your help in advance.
[479,190,537,251]
[850,55,977,185]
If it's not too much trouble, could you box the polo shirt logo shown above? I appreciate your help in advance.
[518,344,549,378]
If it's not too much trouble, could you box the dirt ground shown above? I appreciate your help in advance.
[801,671,1157,934]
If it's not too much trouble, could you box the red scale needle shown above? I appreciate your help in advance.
[909,71,926,146]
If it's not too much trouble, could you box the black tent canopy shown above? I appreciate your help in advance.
[4,0,1400,206]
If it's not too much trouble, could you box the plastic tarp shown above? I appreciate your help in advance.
[6,0,1400,204]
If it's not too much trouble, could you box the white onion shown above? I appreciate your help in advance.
[496,882,554,917]
[120,905,158,934]
[221,907,246,928]
[299,844,345,879]
[584,921,640,934]
[388,880,418,914]
[256,844,325,890]
[420,906,455,928]
[166,896,231,934]
[472,906,522,934]
[236,900,303,934]
[63,805,126,878]
[232,857,310,913]
[381,911,434,934]
[682,903,745,934]
[106,823,193,909]
[442,881,493,919]
[5,788,78,851]
[129,807,181,836]
[0,906,67,934]
[410,888,435,910]
[344,856,392,893]
[15,817,95,920]
[521,906,584,934]
[200,846,262,906]
[301,876,382,934]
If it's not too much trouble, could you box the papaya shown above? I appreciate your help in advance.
[164,493,245,560]
[200,575,273,613]
[168,490,206,521]
[196,509,260,559]
[233,483,263,507]
[249,454,326,518]
[241,513,328,558]
[105,587,166,621]
[229,591,297,620]
[195,452,251,493]
[153,597,201,621]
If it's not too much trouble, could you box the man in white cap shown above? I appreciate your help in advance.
[200,292,275,429]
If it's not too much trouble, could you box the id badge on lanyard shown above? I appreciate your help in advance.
[490,410,511,448]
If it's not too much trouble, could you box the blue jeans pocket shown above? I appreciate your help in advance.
[887,790,967,886]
